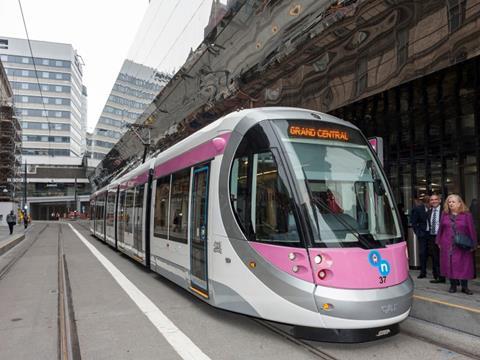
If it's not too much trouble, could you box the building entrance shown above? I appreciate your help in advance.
[31,202,71,220]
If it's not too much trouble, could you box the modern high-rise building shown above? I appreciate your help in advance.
[88,59,164,168]
[0,36,90,219]
[0,37,87,160]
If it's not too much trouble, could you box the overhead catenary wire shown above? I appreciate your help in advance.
[17,0,54,156]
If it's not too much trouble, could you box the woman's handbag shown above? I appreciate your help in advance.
[450,215,473,250]
[454,233,473,250]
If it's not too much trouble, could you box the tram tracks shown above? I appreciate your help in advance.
[400,323,480,360]
[255,318,480,360]
[253,319,339,360]
[57,223,81,360]
[67,222,479,359]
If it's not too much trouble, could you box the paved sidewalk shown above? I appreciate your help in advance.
[0,224,27,256]
[410,269,480,337]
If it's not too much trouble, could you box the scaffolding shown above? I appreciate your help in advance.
[0,61,21,203]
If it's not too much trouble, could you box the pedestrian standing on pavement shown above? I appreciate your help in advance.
[23,211,29,229]
[411,196,430,278]
[6,210,16,235]
[427,194,445,284]
[436,194,477,295]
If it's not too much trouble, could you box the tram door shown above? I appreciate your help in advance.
[190,164,210,296]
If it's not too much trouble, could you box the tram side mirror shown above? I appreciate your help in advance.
[374,179,386,196]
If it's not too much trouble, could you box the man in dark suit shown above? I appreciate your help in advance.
[427,194,445,283]
[410,196,430,278]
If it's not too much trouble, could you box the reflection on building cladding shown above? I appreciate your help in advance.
[88,59,169,169]
[94,0,480,189]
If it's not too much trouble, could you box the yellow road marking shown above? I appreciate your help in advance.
[413,294,480,314]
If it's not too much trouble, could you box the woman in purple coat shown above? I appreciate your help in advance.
[436,194,477,294]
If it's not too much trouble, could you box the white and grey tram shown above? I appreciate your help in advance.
[90,107,413,342]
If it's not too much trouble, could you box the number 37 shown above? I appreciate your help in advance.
[379,276,387,284]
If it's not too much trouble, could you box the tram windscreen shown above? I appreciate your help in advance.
[273,120,401,246]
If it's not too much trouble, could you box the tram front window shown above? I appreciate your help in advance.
[273,120,401,248]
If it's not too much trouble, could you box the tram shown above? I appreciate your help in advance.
[90,107,413,342]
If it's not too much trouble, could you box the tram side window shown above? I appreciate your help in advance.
[154,176,170,239]
[134,184,145,249]
[106,193,115,227]
[96,195,105,221]
[118,190,126,243]
[90,200,95,221]
[230,124,300,245]
[125,188,135,234]
[169,168,190,243]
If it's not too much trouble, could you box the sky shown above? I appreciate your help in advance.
[0,0,150,131]
[0,0,228,132]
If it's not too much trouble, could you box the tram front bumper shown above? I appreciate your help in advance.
[313,277,414,324]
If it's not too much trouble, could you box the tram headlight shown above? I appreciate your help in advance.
[292,265,299,273]
[288,252,296,261]
[314,255,322,264]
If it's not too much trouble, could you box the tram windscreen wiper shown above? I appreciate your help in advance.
[309,196,376,248]
[366,160,386,196]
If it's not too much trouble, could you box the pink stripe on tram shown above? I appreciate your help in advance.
[154,133,231,178]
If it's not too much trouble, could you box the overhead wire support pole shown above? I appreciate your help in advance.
[126,123,152,164]
[23,160,27,213]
